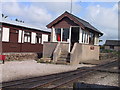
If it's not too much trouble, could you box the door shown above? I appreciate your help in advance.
[10,29,18,43]
[70,27,79,51]
[71,27,79,44]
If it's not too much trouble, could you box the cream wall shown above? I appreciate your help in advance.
[81,44,99,61]
[70,43,99,65]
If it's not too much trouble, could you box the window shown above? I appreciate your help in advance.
[84,32,86,43]
[24,31,31,43]
[89,32,95,45]
[48,35,51,42]
[42,34,48,44]
[62,28,69,41]
[110,45,114,49]
[55,28,61,41]
[82,30,85,43]
[0,27,2,41]
[36,33,42,44]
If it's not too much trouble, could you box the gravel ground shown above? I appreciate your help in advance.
[78,72,119,87]
[62,71,119,88]
[0,60,94,82]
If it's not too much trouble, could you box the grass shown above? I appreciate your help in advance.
[100,49,116,53]
[100,49,119,60]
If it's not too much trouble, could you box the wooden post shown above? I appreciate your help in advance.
[79,27,82,43]
[61,28,63,42]
[68,27,72,52]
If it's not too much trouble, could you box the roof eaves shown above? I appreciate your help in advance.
[1,19,50,33]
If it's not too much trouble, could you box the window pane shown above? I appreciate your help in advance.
[110,46,114,49]
[89,32,95,45]
[63,28,69,41]
[28,36,30,42]
[82,30,84,43]
[24,36,27,42]
[36,33,41,43]
[39,38,41,43]
[55,28,61,41]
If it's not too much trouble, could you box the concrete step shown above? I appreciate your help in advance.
[60,52,69,54]
[61,51,68,53]
[59,54,70,56]
[55,60,68,65]
[58,58,70,61]
[59,56,70,58]
[40,58,52,62]
[40,58,51,60]
[60,53,68,55]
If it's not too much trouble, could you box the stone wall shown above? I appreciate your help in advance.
[3,53,37,61]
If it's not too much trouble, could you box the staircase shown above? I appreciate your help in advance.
[56,51,70,64]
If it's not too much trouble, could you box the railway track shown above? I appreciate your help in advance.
[1,60,118,90]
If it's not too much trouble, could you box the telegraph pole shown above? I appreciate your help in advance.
[70,0,72,13]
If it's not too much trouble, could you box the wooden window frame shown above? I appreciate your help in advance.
[89,32,95,45]
[36,33,42,44]
[24,31,31,43]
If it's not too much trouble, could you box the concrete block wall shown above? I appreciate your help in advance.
[81,44,99,61]
[70,43,100,65]
[43,42,69,61]
[53,42,69,62]
[43,42,58,58]
[59,43,69,52]
[70,43,82,65]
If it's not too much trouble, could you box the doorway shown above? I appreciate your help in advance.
[70,27,79,51]
[10,29,18,43]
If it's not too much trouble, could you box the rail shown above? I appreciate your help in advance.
[1,60,118,89]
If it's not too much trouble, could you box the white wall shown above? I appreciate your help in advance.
[22,31,24,43]
[31,32,36,44]
[18,30,22,43]
[2,27,10,42]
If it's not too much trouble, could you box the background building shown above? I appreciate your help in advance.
[104,40,120,51]
[0,19,50,53]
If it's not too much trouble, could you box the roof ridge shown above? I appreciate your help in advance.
[65,11,90,24]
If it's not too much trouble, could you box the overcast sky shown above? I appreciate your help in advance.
[0,0,119,45]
